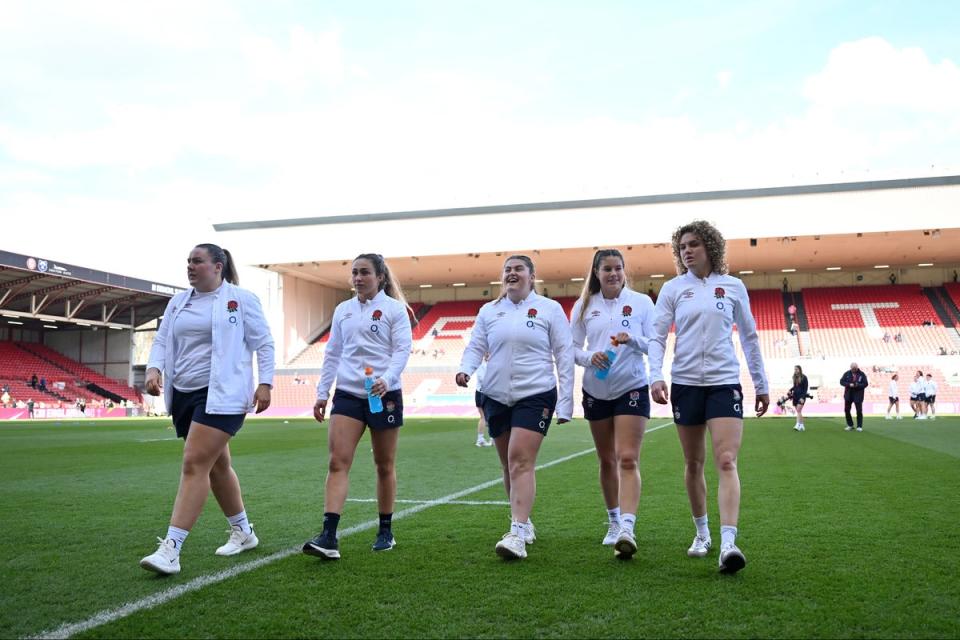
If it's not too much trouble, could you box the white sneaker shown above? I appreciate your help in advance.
[523,520,536,544]
[793,423,800,431]
[896,415,902,420]
[687,534,712,558]
[215,525,259,556]
[602,520,621,546]
[798,424,805,432]
[718,542,746,574]
[844,426,854,431]
[495,532,527,559]
[483,439,494,447]
[613,529,637,559]
[856,427,863,432]
[930,416,936,421]
[885,415,893,420]
[475,439,485,447]
[140,537,181,575]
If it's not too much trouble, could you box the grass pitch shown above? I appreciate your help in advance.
[2,415,958,639]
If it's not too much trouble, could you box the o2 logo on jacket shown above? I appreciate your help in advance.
[622,304,632,327]
[371,309,383,333]
[526,308,538,328]
[227,300,239,324]
[714,287,726,311]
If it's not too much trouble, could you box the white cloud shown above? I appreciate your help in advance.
[717,70,733,89]
[242,26,346,93]
[804,36,960,112]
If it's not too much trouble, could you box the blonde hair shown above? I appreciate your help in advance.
[354,254,417,326]
[496,255,538,302]
[576,249,627,324]
[671,220,728,275]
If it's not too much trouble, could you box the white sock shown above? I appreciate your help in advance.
[694,514,709,539]
[227,510,252,535]
[621,513,636,533]
[607,506,621,524]
[721,525,738,548]
[511,520,527,540]
[166,525,189,553]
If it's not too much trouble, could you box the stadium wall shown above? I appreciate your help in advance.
[45,328,134,383]
[279,274,346,363]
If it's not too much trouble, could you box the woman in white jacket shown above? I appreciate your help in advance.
[302,254,413,561]
[648,221,769,575]
[140,243,274,575]
[457,255,574,560]
[570,249,655,559]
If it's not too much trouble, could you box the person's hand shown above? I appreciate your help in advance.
[651,381,669,404]
[755,393,770,418]
[313,399,328,422]
[557,418,570,424]
[455,372,470,387]
[370,377,387,397]
[613,332,631,345]
[590,351,611,369]
[145,368,162,396]
[253,384,271,414]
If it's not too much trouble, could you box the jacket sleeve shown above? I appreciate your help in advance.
[242,290,275,387]
[550,304,575,421]
[859,373,869,388]
[147,297,178,373]
[733,283,768,395]
[647,285,674,384]
[316,306,344,402]
[840,371,851,386]
[569,299,593,368]
[799,376,809,396]
[459,307,488,376]
[627,294,656,355]
[382,303,412,391]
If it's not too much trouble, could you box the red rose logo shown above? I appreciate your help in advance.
[372,310,383,321]
[622,305,632,317]
[227,300,239,312]
[527,308,538,318]
[714,287,725,299]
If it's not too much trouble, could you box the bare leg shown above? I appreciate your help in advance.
[506,428,545,523]
[170,423,231,530]
[588,418,618,509]
[324,415,366,514]
[370,428,400,515]
[675,424,707,518]
[707,418,744,527]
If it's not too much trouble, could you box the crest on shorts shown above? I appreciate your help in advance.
[541,407,550,418]
[527,308,538,319]
[372,309,383,321]
[622,305,632,317]
[630,390,640,400]
[385,401,396,413]
[227,300,239,312]
[732,388,742,401]
[714,287,725,299]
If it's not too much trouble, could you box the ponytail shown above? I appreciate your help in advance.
[576,249,625,324]
[195,243,239,285]
[355,253,417,326]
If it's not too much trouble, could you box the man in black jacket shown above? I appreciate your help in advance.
[840,363,869,431]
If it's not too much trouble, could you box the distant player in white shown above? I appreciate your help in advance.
[473,356,493,447]
[570,249,655,559]
[648,220,769,575]
[457,255,575,560]
[885,374,901,420]
[924,373,938,420]
[909,370,925,419]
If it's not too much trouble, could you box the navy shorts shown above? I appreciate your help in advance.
[170,387,246,439]
[331,388,403,430]
[671,383,744,426]
[582,387,650,421]
[917,393,927,403]
[889,396,899,403]
[483,388,557,439]
[926,395,936,404]
[792,397,805,407]
[475,390,484,408]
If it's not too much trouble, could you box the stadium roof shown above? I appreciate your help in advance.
[0,250,183,332]
[214,175,960,288]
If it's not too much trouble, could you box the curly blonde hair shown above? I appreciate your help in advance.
[671,220,728,275]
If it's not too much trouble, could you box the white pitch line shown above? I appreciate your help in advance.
[30,420,674,640]
[347,498,511,506]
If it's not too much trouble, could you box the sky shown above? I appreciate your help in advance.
[1,0,958,286]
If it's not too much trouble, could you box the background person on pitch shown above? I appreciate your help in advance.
[303,254,413,561]
[886,374,901,420]
[570,249,655,559]
[840,363,869,432]
[648,220,769,575]
[789,365,809,432]
[909,371,925,419]
[473,354,493,447]
[457,255,574,561]
[140,243,275,575]
[923,373,937,420]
